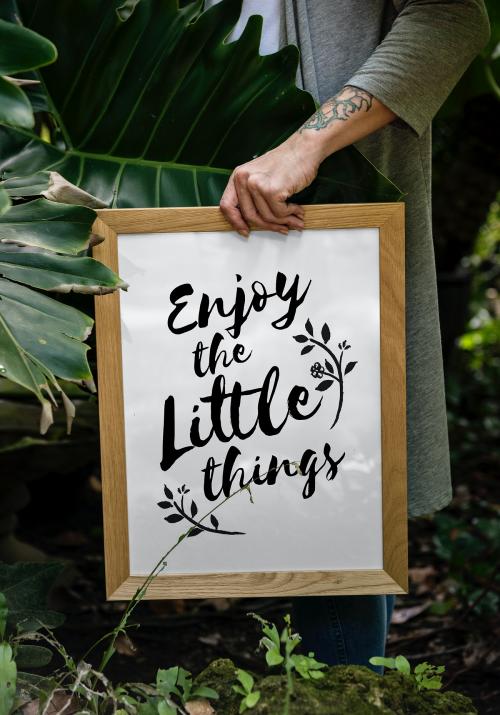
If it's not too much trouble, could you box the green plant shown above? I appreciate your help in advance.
[232,668,261,713]
[0,17,56,132]
[156,666,218,714]
[0,562,65,671]
[0,9,127,431]
[369,655,445,691]
[0,642,16,715]
[250,613,326,715]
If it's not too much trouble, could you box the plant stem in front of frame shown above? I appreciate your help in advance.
[93,471,275,674]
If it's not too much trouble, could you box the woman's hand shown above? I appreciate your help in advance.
[220,86,396,237]
[220,132,324,236]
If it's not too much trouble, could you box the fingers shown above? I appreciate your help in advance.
[220,175,250,237]
[234,170,289,234]
[220,167,305,235]
[249,185,304,231]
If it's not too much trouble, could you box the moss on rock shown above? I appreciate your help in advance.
[195,659,477,715]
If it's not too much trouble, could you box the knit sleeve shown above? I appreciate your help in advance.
[345,0,491,137]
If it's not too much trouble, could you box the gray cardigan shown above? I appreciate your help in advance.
[282,0,490,517]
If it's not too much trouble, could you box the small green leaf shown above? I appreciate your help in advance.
[265,648,284,667]
[15,644,52,668]
[157,702,176,715]
[394,655,411,675]
[309,670,325,680]
[369,656,396,669]
[235,668,254,694]
[245,690,260,708]
[192,685,218,700]
[414,662,430,674]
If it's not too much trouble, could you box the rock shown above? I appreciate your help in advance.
[185,699,216,714]
[194,659,477,715]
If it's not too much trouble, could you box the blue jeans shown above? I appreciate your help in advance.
[291,594,396,675]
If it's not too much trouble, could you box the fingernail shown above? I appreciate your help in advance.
[279,229,289,235]
[238,229,249,237]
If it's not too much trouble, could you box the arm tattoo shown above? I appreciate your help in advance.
[299,86,373,133]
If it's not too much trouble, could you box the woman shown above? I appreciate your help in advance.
[207,0,491,671]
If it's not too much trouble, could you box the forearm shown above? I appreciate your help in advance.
[220,86,396,235]
[289,85,396,165]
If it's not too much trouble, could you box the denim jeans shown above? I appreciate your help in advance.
[291,594,396,675]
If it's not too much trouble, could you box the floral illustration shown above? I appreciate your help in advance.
[293,318,357,429]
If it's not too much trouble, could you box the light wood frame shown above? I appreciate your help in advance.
[92,204,407,600]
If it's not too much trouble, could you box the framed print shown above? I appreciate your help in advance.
[92,204,407,600]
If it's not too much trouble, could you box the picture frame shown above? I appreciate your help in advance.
[92,204,407,600]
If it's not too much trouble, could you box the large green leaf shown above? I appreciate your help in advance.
[0,278,93,382]
[0,187,10,216]
[2,0,401,207]
[0,74,33,128]
[0,251,129,293]
[0,18,56,75]
[0,198,96,255]
[0,197,127,424]
[0,18,57,129]
[0,276,95,431]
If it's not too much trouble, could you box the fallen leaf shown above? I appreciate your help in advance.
[391,602,432,624]
[115,633,138,657]
[22,693,79,714]
[199,632,222,647]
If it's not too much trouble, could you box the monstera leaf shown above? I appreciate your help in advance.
[0,199,127,433]
[0,0,400,206]
[0,18,56,129]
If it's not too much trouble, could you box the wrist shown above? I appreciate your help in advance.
[285,128,330,169]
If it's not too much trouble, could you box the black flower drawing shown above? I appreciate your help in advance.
[293,319,357,429]
[310,362,324,379]
[157,484,244,537]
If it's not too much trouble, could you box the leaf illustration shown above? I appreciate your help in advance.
[344,361,357,375]
[305,319,314,336]
[316,380,334,392]
[163,485,173,500]
[325,359,333,373]
[321,323,331,344]
[338,343,342,350]
[157,501,172,509]
[210,515,219,530]
[188,527,203,538]
[301,344,314,355]
[190,500,198,517]
[165,514,183,524]
[293,335,308,343]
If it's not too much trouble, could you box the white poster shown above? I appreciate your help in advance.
[117,228,382,576]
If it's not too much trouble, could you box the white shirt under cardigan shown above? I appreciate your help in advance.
[205,0,281,55]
